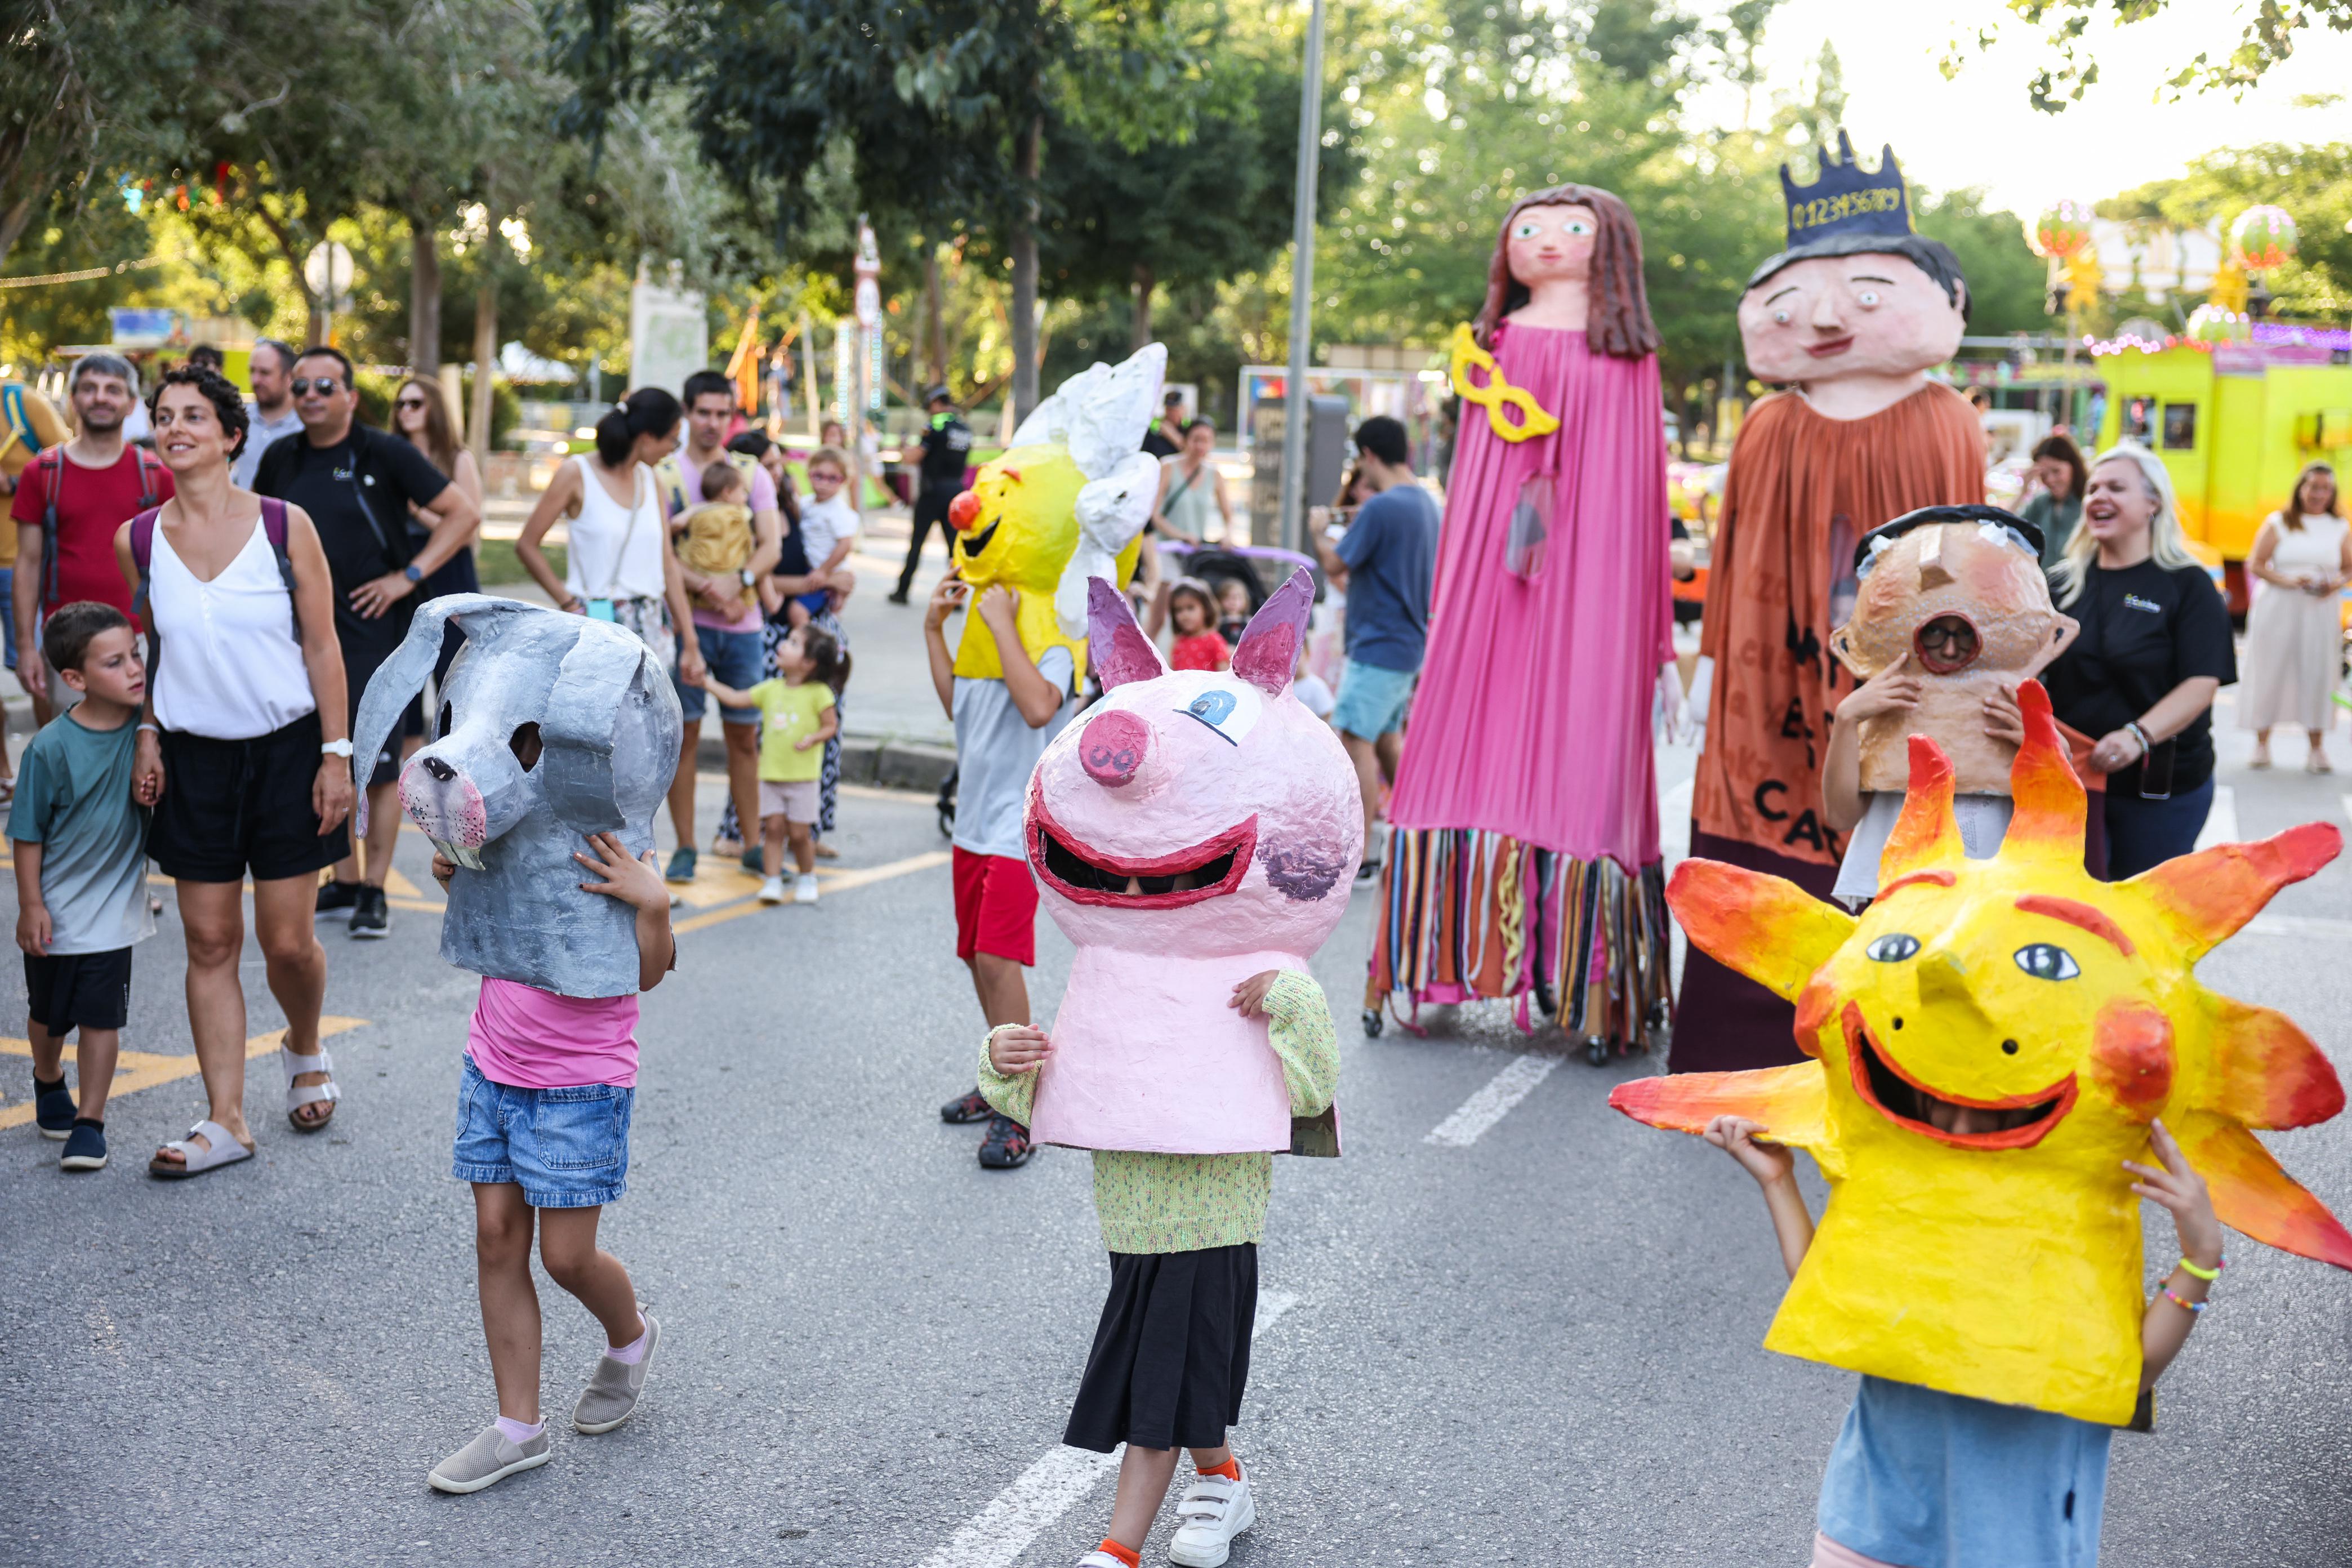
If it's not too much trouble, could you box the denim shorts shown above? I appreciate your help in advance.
[1330,657,1418,739]
[451,1055,634,1209]
[676,623,765,724]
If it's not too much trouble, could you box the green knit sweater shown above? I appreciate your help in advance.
[977,968,1340,1254]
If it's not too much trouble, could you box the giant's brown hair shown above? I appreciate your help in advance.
[1471,183,1659,360]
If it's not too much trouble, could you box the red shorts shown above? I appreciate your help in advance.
[953,847,1039,965]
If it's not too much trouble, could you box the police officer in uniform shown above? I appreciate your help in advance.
[890,385,974,604]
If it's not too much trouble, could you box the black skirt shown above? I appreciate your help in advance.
[1063,1243,1257,1454]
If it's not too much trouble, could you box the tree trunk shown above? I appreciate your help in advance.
[409,219,443,377]
[924,243,948,386]
[0,193,38,273]
[1010,115,1041,422]
[469,281,497,466]
[1131,260,1155,351]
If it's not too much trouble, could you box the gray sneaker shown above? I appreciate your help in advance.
[573,1310,659,1434]
[426,1423,551,1494]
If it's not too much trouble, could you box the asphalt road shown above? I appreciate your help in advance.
[6,703,2352,1566]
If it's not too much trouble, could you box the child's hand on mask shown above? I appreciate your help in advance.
[989,1024,1052,1075]
[1228,970,1284,1017]
[1836,650,1921,725]
[431,853,457,887]
[1704,1114,1795,1187]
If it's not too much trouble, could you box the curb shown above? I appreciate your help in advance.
[693,733,954,792]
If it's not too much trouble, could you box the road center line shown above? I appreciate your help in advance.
[0,1015,369,1132]
[918,1291,1304,1568]
[1425,1055,1560,1147]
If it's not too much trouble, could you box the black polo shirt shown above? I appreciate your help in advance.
[253,423,449,665]
[2042,559,2237,794]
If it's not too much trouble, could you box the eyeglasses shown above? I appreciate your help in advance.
[291,377,344,397]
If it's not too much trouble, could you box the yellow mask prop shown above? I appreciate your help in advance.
[950,345,1162,686]
[1615,681,2352,1424]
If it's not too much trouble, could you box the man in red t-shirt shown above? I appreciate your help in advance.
[12,353,171,723]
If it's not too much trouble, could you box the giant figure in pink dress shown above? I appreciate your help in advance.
[1370,183,1677,1058]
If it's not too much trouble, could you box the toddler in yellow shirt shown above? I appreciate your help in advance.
[689,625,845,904]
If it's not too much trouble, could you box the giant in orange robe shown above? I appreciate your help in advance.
[1676,382,1983,1072]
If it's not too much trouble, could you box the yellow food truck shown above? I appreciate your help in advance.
[2093,328,2352,607]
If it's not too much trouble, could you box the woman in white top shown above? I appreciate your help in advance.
[2241,461,2350,772]
[118,364,354,1176]
[515,387,706,687]
[1151,418,1233,546]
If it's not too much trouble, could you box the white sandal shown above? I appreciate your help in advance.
[149,1119,254,1179]
[283,1045,343,1133]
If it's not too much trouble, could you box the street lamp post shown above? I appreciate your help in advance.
[1277,0,1327,557]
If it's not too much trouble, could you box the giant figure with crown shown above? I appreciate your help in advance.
[1675,132,1986,1074]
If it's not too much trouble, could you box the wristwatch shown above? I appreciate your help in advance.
[738,568,758,587]
[320,739,355,759]
[403,565,425,584]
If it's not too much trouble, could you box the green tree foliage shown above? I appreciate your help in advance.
[1970,1,2352,113]
[2102,143,2352,317]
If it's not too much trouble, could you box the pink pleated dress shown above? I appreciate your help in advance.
[1372,322,1676,1046]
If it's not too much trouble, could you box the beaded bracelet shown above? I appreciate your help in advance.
[2162,1288,2210,1314]
[2177,1254,2226,1282]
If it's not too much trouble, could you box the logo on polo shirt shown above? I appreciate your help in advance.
[2123,594,2162,614]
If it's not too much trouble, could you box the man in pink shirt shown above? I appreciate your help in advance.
[654,371,782,881]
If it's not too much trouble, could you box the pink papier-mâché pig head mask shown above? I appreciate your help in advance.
[1028,572,1363,959]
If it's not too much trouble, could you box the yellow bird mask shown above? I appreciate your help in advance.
[1615,681,2352,1424]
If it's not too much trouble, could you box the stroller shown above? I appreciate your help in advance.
[1159,542,1321,642]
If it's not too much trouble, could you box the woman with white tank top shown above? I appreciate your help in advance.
[124,365,355,1177]
[515,387,704,684]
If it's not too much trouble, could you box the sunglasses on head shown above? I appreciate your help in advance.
[291,377,344,397]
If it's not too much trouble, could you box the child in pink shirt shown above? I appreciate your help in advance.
[427,832,678,1495]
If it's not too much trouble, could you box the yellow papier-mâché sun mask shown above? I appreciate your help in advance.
[1614,681,2352,1425]
[948,346,1162,685]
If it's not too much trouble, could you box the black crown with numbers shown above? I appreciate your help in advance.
[1780,128,1913,250]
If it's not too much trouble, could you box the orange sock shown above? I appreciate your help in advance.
[1197,1456,1241,1482]
[1094,1540,1141,1567]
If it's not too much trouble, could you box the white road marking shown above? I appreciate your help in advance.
[2341,794,2352,832]
[1424,1055,1561,1147]
[916,1446,1120,1568]
[2244,912,2352,941]
[917,1292,1304,1568]
[2195,785,2239,851]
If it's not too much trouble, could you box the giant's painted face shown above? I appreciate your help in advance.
[1503,202,1597,289]
[1615,684,2352,1424]
[1738,252,1965,385]
[1028,574,1360,959]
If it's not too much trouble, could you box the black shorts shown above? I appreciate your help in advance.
[149,712,351,884]
[25,946,132,1033]
[1063,1242,1257,1454]
[342,632,419,781]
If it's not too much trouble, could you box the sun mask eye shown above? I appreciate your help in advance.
[2014,943,2081,981]
[1174,680,1263,747]
[1865,933,1919,963]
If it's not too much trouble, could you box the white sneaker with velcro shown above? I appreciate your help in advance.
[1167,1469,1255,1566]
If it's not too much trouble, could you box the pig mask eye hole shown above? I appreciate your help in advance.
[510,721,543,772]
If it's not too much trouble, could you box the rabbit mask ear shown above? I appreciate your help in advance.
[1230,570,1314,697]
[540,621,670,833]
[351,594,530,831]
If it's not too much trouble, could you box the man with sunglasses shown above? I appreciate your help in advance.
[252,345,480,938]
[12,354,172,727]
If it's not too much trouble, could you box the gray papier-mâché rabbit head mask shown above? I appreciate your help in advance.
[351,595,683,998]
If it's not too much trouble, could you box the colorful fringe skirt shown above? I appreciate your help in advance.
[1367,828,1673,1050]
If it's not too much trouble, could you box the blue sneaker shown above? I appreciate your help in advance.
[60,1119,106,1171]
[664,846,697,884]
[34,1076,74,1140]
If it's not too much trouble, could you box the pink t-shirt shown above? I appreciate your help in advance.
[467,977,640,1088]
[672,457,777,635]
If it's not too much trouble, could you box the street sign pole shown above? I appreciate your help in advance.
[1277,0,1326,556]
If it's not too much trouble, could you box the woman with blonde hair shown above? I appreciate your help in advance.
[2020,443,2236,877]
[2239,461,2347,772]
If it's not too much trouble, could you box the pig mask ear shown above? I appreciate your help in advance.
[541,621,670,832]
[1230,570,1313,697]
[1087,577,1168,689]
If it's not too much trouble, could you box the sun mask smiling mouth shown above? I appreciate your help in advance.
[1029,798,1257,910]
[958,518,1001,559]
[1842,1003,2077,1150]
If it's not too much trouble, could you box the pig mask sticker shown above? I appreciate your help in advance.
[1614,682,2352,1425]
[1024,573,1362,1156]
[351,595,683,999]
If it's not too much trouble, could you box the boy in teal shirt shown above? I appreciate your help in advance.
[12,603,154,1171]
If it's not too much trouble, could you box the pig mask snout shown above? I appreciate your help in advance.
[1080,709,1150,788]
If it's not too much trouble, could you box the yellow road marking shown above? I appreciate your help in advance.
[1,1015,368,1130]
[674,850,950,933]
